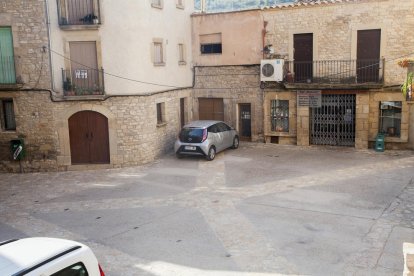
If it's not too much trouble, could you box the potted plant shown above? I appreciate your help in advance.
[401,72,413,100]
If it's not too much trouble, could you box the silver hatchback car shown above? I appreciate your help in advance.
[174,120,239,160]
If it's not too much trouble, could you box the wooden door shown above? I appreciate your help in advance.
[239,104,251,141]
[199,98,224,121]
[69,41,99,92]
[357,29,381,83]
[69,111,110,164]
[294,33,313,82]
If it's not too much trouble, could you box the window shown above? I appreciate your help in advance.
[153,41,164,65]
[178,44,186,64]
[379,101,401,137]
[200,33,222,54]
[151,0,163,8]
[1,99,16,131]
[176,0,184,8]
[0,27,16,84]
[270,100,289,132]
[156,102,166,124]
[51,262,88,276]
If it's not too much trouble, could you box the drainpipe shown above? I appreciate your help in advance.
[44,0,56,96]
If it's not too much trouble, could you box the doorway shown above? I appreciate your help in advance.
[357,29,381,83]
[310,94,356,147]
[239,104,251,141]
[69,111,110,164]
[294,33,313,82]
[198,98,224,121]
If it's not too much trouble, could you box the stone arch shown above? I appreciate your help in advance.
[56,104,119,167]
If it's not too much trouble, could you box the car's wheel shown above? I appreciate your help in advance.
[206,146,216,161]
[232,136,239,149]
[176,153,183,159]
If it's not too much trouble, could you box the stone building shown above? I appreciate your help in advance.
[191,0,414,149]
[0,0,194,172]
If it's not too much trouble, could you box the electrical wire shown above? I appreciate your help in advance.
[47,47,183,89]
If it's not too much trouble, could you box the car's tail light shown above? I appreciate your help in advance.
[201,129,208,142]
[99,264,105,276]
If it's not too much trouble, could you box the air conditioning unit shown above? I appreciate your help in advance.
[260,59,284,82]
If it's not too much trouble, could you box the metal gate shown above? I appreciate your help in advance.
[310,94,356,146]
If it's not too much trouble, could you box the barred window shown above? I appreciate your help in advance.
[178,44,185,64]
[1,99,16,131]
[270,100,289,132]
[379,101,401,137]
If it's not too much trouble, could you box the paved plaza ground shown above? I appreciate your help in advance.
[1,143,414,275]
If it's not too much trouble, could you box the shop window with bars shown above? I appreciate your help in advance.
[379,101,401,137]
[1,99,16,131]
[270,100,289,132]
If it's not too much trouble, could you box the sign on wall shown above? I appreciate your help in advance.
[297,90,322,108]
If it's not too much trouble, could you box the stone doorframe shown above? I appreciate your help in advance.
[56,104,120,167]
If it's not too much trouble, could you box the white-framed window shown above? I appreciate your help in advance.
[178,43,186,65]
[153,41,164,65]
[1,98,16,131]
[151,0,163,9]
[176,0,184,9]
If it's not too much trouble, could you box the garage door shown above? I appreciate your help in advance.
[199,98,224,121]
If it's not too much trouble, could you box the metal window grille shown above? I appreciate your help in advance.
[154,43,163,64]
[152,0,161,6]
[2,99,16,130]
[270,100,289,132]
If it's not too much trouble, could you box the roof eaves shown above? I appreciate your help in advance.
[261,0,359,10]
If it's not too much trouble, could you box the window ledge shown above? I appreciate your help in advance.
[154,62,166,67]
[176,4,185,9]
[151,4,163,9]
[157,122,167,128]
[369,137,408,143]
[178,61,187,66]
[265,132,293,137]
[200,53,222,56]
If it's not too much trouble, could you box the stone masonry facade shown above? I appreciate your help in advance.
[0,89,192,173]
[193,65,264,142]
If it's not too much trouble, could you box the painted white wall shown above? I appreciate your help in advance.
[48,0,194,95]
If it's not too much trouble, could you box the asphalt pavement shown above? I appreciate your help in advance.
[0,143,413,275]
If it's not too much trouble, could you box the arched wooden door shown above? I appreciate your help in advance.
[69,111,110,164]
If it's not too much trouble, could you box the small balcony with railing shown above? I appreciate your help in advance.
[0,55,23,90]
[57,0,101,30]
[284,59,385,89]
[62,68,105,98]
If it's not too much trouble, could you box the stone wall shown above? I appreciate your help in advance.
[0,0,51,90]
[193,65,264,141]
[263,0,414,86]
[0,89,193,172]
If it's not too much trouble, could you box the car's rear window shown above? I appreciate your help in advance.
[179,128,204,143]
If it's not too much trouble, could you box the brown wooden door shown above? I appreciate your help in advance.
[199,98,224,121]
[69,111,110,164]
[239,104,251,141]
[294,33,313,82]
[357,29,381,83]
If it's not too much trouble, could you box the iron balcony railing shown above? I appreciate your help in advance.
[62,68,105,96]
[0,55,17,84]
[57,0,101,26]
[284,59,385,85]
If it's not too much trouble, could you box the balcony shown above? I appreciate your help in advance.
[284,59,384,89]
[0,55,23,90]
[62,68,105,97]
[57,0,101,30]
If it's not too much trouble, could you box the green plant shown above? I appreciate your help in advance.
[401,72,413,99]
